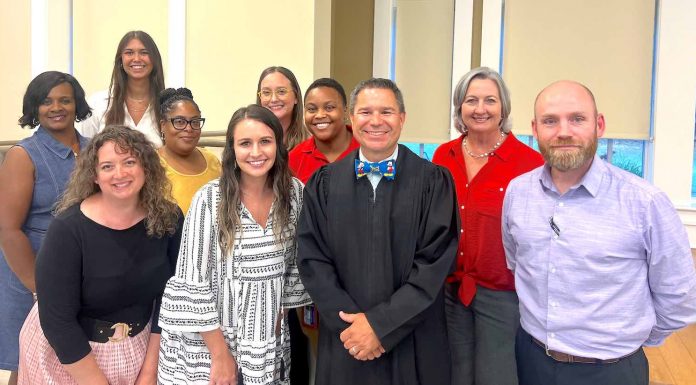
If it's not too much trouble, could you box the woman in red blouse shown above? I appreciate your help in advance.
[433,67,543,385]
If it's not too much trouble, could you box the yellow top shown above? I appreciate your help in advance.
[160,147,222,214]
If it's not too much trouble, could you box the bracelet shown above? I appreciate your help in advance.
[32,292,37,302]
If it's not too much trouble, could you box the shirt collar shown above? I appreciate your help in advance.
[303,125,355,156]
[539,154,604,197]
[359,145,399,163]
[493,133,521,162]
[36,126,73,160]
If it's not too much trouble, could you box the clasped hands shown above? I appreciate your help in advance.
[339,311,386,361]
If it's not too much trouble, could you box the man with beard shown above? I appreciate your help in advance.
[501,80,696,385]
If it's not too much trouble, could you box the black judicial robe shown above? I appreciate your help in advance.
[297,145,459,385]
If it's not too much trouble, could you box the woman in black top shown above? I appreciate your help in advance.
[18,126,183,385]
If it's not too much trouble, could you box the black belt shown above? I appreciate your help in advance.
[530,335,637,364]
[79,316,148,343]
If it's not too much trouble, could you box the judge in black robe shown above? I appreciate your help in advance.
[297,143,459,385]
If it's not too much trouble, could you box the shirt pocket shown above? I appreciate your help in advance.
[473,186,506,218]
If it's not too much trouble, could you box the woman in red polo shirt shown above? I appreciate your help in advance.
[433,67,543,385]
[288,78,359,381]
[289,78,359,183]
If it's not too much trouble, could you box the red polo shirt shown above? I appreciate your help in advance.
[289,126,360,183]
[432,133,543,305]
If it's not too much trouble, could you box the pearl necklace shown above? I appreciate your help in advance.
[463,132,506,158]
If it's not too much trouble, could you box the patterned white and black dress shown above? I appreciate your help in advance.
[157,178,311,385]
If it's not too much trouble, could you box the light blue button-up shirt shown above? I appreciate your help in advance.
[503,155,696,359]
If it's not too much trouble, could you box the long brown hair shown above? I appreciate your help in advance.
[255,66,308,151]
[218,105,293,256]
[104,31,165,128]
[56,125,179,237]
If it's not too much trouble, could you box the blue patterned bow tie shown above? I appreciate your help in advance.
[355,159,396,180]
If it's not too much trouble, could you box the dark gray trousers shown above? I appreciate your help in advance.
[516,327,649,385]
[445,283,520,385]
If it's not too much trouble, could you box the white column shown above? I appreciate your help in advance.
[479,0,503,71]
[373,0,396,79]
[31,0,72,76]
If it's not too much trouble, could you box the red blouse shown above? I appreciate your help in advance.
[289,126,360,184]
[432,133,543,305]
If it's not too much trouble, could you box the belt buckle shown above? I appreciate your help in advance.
[108,322,131,343]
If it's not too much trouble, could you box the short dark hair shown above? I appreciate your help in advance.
[349,78,405,114]
[19,71,91,128]
[305,78,347,107]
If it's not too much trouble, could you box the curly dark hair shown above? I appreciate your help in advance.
[218,105,293,256]
[56,125,179,237]
[19,71,91,128]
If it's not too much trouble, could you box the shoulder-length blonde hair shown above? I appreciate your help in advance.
[56,125,179,237]
[218,105,293,256]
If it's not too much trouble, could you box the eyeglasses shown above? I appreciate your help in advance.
[258,88,293,100]
[169,117,205,130]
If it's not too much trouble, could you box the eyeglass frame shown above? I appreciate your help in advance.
[257,87,294,100]
[168,117,205,130]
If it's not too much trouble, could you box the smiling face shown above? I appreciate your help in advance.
[258,72,297,129]
[37,82,77,132]
[161,100,202,155]
[121,38,153,80]
[95,141,146,203]
[350,87,405,161]
[460,78,502,135]
[233,118,277,182]
[304,86,347,143]
[532,81,605,172]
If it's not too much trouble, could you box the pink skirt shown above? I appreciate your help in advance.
[17,303,150,385]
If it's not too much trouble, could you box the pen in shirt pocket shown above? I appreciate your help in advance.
[549,216,560,237]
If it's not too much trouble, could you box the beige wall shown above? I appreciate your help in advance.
[313,0,333,79]
[331,0,374,95]
[73,0,170,97]
[502,0,655,139]
[0,0,31,142]
[394,0,454,143]
[185,1,316,134]
[1,0,319,142]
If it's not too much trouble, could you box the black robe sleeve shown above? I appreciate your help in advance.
[364,166,459,350]
[297,167,362,333]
